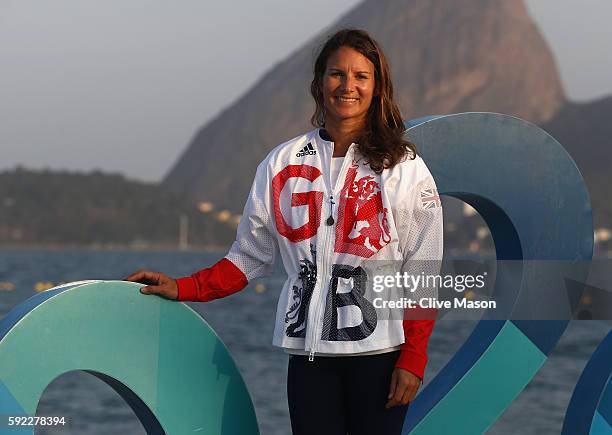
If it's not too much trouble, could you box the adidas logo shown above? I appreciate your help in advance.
[296,142,316,157]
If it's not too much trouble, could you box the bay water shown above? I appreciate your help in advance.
[0,250,609,434]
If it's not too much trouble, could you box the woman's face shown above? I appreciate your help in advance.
[321,46,377,125]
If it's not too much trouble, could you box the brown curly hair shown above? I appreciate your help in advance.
[311,28,416,173]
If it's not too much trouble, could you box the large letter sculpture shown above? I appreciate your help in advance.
[401,113,593,434]
[0,281,259,434]
[562,330,612,434]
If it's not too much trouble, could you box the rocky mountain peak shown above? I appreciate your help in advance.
[163,0,565,211]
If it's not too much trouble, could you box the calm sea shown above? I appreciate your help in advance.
[0,250,610,434]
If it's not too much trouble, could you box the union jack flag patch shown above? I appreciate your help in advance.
[420,187,441,209]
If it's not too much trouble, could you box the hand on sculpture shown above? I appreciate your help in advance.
[124,270,179,301]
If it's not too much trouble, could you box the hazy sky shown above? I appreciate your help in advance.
[1,0,611,182]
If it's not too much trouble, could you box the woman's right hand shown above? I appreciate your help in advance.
[124,270,179,301]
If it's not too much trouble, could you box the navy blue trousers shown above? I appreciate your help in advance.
[287,350,409,435]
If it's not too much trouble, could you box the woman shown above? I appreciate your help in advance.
[126,28,442,434]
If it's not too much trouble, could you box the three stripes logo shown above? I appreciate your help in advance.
[296,142,316,157]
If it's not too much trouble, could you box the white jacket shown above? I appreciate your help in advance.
[220,128,444,359]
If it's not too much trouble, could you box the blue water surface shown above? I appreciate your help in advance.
[0,250,609,435]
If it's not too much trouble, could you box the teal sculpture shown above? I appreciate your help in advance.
[402,113,593,434]
[0,281,259,435]
[562,330,612,434]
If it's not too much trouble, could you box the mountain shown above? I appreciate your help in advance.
[541,96,612,229]
[162,0,565,212]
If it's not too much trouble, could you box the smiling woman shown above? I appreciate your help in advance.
[310,29,416,170]
[322,46,376,126]
[127,28,443,435]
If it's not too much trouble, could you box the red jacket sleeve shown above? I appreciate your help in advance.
[176,258,248,302]
[395,307,437,380]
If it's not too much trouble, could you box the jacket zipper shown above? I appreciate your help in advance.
[308,141,355,361]
[308,195,335,361]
